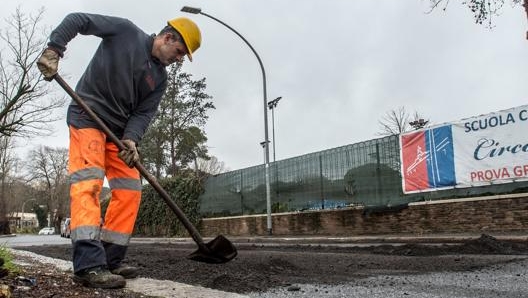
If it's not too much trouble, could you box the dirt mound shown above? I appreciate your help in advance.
[463,234,527,254]
[371,234,528,256]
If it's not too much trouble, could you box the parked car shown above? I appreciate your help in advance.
[60,218,71,238]
[38,227,55,235]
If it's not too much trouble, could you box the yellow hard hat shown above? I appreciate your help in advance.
[167,17,201,62]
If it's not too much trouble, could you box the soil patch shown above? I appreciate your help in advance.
[0,254,151,298]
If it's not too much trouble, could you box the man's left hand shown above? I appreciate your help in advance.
[118,139,139,168]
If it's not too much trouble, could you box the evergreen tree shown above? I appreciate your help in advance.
[141,62,214,178]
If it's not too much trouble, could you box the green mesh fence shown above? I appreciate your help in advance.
[199,135,528,217]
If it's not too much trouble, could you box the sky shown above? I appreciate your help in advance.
[1,0,527,171]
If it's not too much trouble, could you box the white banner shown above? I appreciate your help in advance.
[453,105,528,187]
[400,105,528,193]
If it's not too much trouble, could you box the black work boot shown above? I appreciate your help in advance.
[110,265,138,279]
[73,266,126,289]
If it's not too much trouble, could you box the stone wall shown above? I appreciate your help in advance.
[199,193,528,236]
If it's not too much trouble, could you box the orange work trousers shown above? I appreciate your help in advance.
[68,126,141,272]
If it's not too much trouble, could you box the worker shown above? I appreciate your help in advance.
[36,13,201,289]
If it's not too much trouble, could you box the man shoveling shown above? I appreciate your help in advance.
[37,12,201,289]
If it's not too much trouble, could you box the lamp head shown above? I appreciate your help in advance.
[181,6,202,14]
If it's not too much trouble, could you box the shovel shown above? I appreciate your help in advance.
[53,74,237,264]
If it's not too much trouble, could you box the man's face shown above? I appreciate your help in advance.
[158,34,188,66]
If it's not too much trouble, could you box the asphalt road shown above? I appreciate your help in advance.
[4,234,528,298]
[0,234,71,247]
[247,258,528,298]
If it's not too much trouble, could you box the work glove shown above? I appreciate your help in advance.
[118,139,139,168]
[36,48,60,81]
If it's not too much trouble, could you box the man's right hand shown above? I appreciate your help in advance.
[37,48,60,81]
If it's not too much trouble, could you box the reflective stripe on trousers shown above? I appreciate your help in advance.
[69,126,141,272]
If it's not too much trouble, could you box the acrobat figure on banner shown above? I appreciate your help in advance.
[406,146,429,175]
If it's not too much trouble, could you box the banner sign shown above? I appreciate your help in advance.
[400,105,528,193]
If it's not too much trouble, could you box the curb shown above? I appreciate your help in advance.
[127,278,248,298]
[132,233,528,246]
[0,234,16,238]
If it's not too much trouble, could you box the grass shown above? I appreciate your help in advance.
[0,245,20,275]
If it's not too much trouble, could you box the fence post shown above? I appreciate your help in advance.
[239,171,244,215]
[319,154,325,209]
[376,142,382,205]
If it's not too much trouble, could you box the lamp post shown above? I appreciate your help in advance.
[181,6,273,235]
[267,97,282,163]
[267,97,281,202]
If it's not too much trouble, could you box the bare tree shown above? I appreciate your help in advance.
[0,136,20,233]
[377,106,429,136]
[0,7,65,138]
[193,156,229,179]
[427,0,524,28]
[26,145,69,231]
[0,8,66,233]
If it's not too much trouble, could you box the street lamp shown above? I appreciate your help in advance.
[267,97,282,163]
[267,96,282,204]
[409,119,429,130]
[181,6,273,235]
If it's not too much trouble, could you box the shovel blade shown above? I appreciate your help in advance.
[188,235,237,264]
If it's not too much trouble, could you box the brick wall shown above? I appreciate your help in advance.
[199,193,528,236]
